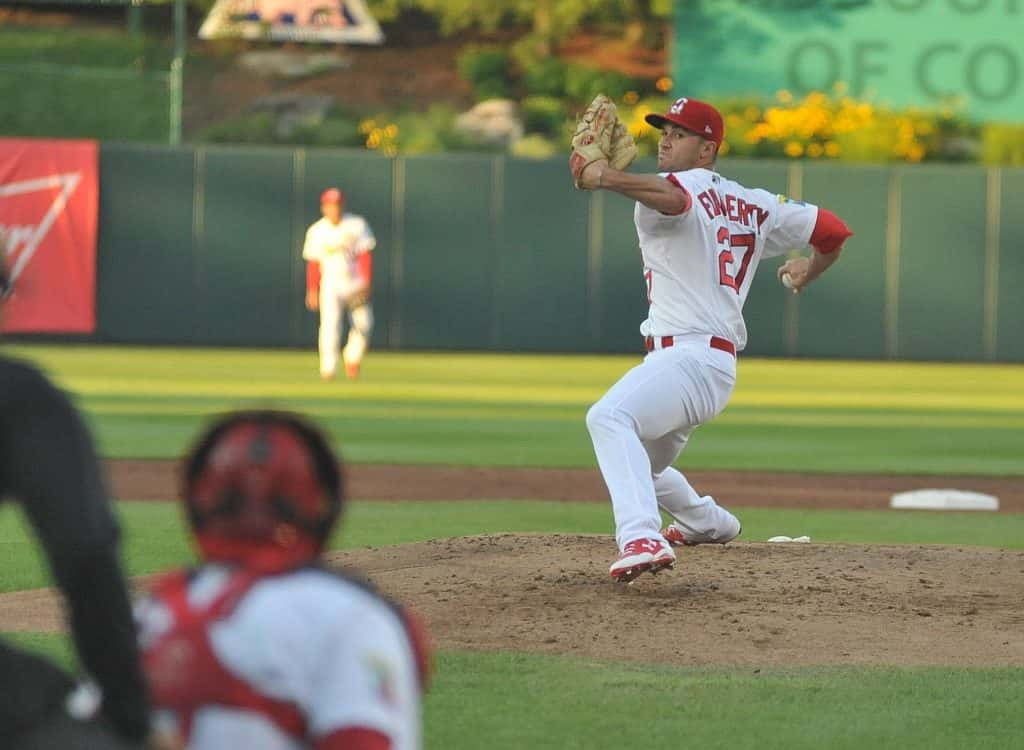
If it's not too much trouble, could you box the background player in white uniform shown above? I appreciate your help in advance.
[136,410,429,750]
[574,97,853,582]
[304,188,376,380]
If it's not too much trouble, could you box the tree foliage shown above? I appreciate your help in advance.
[366,0,669,38]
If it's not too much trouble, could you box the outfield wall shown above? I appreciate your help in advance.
[96,143,1023,361]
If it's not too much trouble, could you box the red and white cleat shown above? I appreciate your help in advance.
[609,538,676,583]
[662,520,741,547]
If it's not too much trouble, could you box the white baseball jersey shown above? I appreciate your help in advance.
[302,214,376,298]
[636,167,818,350]
[137,565,423,750]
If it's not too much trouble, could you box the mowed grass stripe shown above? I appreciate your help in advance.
[80,398,1024,430]
[5,345,1024,473]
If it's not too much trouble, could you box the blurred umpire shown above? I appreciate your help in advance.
[0,261,153,747]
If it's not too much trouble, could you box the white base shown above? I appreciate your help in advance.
[889,489,999,512]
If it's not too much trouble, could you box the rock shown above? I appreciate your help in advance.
[237,50,350,78]
[455,99,524,147]
[250,93,333,138]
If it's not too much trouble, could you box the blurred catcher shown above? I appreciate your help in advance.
[136,410,430,750]
[303,188,376,381]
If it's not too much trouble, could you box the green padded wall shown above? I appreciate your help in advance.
[997,169,1024,362]
[398,155,496,349]
[799,164,888,359]
[897,166,987,361]
[597,182,649,355]
[90,144,1022,361]
[194,147,296,346]
[97,144,196,342]
[496,158,590,351]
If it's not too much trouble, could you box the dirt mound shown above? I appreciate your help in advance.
[5,534,1020,668]
[328,534,1024,668]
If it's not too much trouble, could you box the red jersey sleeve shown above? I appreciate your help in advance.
[356,253,372,286]
[306,261,322,293]
[809,208,853,254]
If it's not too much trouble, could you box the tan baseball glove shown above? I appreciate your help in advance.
[569,94,638,190]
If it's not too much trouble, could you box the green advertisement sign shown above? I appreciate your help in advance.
[673,0,1022,121]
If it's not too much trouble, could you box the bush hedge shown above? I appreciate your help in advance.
[201,89,1024,167]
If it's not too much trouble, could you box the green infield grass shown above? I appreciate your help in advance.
[5,344,1023,475]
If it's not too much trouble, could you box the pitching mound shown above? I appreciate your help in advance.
[3,534,1021,668]
[327,534,1024,668]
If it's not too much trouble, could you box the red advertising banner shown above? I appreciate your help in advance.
[0,138,99,334]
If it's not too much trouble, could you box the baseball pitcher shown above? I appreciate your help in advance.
[303,188,376,380]
[136,410,430,750]
[570,95,852,582]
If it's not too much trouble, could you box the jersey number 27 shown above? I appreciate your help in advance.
[717,227,755,293]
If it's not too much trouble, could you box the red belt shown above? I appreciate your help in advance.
[644,335,736,356]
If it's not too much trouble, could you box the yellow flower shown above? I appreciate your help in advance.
[719,142,731,156]
[908,144,926,162]
[358,119,376,134]
[385,124,399,138]
[656,76,672,92]
[624,91,639,105]
[785,141,804,157]
[807,143,824,158]
[824,141,840,157]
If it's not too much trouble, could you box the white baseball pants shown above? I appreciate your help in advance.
[318,292,373,377]
[586,334,740,550]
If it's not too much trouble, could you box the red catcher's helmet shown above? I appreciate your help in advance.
[182,411,343,572]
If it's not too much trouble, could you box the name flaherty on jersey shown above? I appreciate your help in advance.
[635,168,817,350]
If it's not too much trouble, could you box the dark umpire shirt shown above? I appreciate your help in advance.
[0,356,149,742]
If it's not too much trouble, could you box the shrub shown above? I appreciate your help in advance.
[457,45,514,101]
[714,90,979,163]
[564,64,637,103]
[511,134,559,160]
[521,96,567,137]
[980,123,1024,166]
[296,115,363,148]
[199,113,276,144]
[521,58,568,98]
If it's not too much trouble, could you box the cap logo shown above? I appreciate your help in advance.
[705,125,713,134]
[669,97,688,114]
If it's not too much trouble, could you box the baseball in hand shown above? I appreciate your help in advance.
[781,272,795,289]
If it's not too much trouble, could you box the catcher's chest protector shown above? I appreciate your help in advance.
[142,570,307,741]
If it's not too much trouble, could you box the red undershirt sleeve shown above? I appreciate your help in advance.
[809,208,853,254]
[306,261,321,293]
[356,253,372,285]
[315,727,391,750]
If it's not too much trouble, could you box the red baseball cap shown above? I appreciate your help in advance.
[645,97,724,147]
[320,187,345,204]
